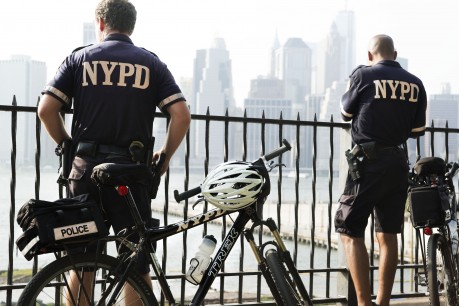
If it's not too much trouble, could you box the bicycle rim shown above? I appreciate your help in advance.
[427,233,458,306]
[17,253,156,306]
[265,249,304,306]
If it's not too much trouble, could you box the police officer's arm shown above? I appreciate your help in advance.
[409,84,427,138]
[37,94,71,145]
[340,66,364,122]
[340,81,358,122]
[153,100,191,175]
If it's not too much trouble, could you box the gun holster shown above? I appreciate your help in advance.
[142,137,164,199]
[56,139,73,186]
[345,144,364,181]
[150,153,166,199]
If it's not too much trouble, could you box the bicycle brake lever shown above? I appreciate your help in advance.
[192,197,205,210]
[267,162,286,172]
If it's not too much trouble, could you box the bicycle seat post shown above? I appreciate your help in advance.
[116,185,147,233]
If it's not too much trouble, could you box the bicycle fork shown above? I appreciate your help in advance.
[244,218,313,305]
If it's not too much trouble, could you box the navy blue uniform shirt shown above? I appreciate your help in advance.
[43,33,185,147]
[340,60,426,146]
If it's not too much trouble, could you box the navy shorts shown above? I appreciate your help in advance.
[68,154,152,274]
[334,149,409,238]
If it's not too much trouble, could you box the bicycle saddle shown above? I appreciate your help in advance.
[91,163,153,186]
[414,157,446,176]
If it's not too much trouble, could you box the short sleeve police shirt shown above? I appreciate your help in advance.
[340,60,427,146]
[43,33,186,146]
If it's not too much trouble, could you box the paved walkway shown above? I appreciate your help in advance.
[389,296,429,305]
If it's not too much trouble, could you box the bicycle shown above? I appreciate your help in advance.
[17,139,313,306]
[408,156,459,306]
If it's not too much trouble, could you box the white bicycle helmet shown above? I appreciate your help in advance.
[201,161,266,210]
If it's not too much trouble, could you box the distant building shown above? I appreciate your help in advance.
[427,83,459,161]
[334,10,356,82]
[316,81,348,174]
[191,37,237,166]
[0,55,52,166]
[316,10,356,95]
[274,37,312,112]
[83,22,97,45]
[397,57,408,70]
[316,23,341,95]
[243,77,292,164]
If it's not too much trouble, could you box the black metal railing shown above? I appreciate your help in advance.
[1,98,459,305]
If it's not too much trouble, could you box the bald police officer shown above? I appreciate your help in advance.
[334,34,427,306]
[38,0,191,305]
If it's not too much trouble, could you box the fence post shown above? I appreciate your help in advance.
[336,127,357,306]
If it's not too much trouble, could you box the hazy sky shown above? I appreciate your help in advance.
[1,0,458,106]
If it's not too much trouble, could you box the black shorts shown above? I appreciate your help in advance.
[68,154,152,274]
[334,149,409,237]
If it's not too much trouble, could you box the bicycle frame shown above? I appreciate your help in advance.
[117,185,309,305]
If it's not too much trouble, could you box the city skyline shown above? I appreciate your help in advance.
[1,0,458,107]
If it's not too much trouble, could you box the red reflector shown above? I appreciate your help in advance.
[117,186,129,196]
[424,227,433,235]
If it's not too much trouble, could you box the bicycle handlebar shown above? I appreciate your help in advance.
[446,162,459,180]
[173,139,292,203]
[263,139,291,161]
[174,186,201,203]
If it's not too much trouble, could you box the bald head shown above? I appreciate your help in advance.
[367,34,397,64]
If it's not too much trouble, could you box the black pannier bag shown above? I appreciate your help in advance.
[409,157,451,228]
[16,193,109,260]
[409,185,451,228]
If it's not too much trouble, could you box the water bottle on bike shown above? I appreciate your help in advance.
[186,235,217,285]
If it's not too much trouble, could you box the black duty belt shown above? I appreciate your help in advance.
[75,141,130,158]
[375,143,403,151]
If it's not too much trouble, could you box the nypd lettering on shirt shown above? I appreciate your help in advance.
[82,61,150,89]
[53,221,98,240]
[373,80,419,102]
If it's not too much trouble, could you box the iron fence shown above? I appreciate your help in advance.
[1,98,459,305]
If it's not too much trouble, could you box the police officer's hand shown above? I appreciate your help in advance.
[152,151,169,175]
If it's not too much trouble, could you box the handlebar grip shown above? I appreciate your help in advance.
[174,186,202,203]
[263,139,292,161]
[447,162,459,179]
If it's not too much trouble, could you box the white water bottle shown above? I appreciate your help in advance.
[185,235,217,285]
[448,220,458,256]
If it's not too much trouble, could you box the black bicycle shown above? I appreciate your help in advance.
[17,139,313,306]
[408,157,459,306]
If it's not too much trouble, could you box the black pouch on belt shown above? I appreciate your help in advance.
[360,141,378,160]
[75,141,98,157]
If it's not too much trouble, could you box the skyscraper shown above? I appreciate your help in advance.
[427,83,459,161]
[315,10,356,95]
[0,55,49,166]
[334,10,356,82]
[316,81,348,173]
[83,22,97,45]
[243,77,292,164]
[274,37,312,112]
[191,37,236,166]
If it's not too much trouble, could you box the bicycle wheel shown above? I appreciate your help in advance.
[17,253,157,306]
[265,249,304,306]
[426,233,458,306]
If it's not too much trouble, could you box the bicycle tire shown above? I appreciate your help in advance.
[265,249,304,306]
[17,253,157,306]
[426,233,458,306]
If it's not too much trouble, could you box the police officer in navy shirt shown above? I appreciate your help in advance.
[334,34,426,306]
[38,0,191,304]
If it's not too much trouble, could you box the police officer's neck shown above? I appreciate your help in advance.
[367,51,397,66]
[99,30,130,42]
